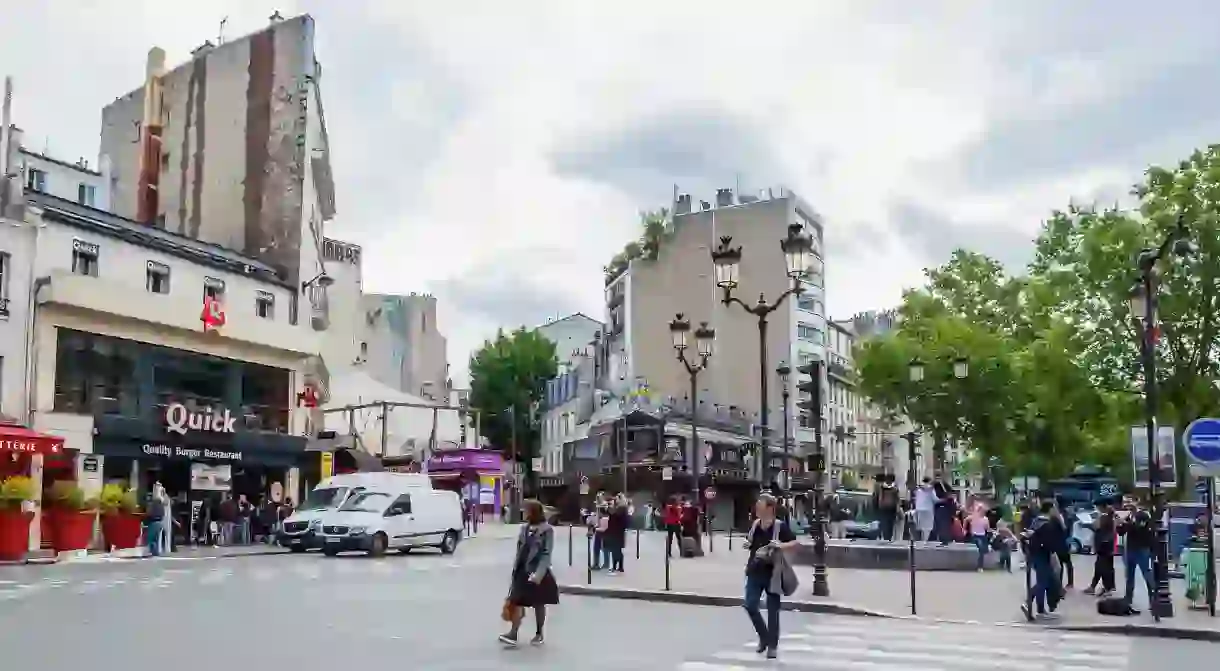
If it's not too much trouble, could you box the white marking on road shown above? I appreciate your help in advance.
[251,568,277,581]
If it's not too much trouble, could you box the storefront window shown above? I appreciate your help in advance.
[153,351,229,415]
[53,330,139,415]
[241,364,290,433]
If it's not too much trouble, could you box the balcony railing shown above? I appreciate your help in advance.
[0,297,8,317]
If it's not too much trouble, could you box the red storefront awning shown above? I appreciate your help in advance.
[0,424,65,456]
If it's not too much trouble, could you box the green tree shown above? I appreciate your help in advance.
[468,328,559,493]
[604,208,671,284]
[1030,146,1220,487]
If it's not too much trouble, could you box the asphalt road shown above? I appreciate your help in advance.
[0,536,1215,670]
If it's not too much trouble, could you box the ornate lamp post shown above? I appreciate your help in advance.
[710,223,815,488]
[669,314,716,513]
[1128,214,1192,621]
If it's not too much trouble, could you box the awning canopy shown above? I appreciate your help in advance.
[323,368,465,456]
[0,423,65,456]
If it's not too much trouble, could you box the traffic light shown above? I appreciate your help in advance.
[796,361,822,418]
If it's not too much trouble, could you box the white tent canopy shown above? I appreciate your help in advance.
[323,368,466,457]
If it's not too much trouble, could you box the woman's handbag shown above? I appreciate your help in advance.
[500,598,518,622]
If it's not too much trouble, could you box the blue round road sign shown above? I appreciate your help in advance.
[1183,418,1220,465]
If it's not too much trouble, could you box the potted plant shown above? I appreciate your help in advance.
[0,476,36,561]
[98,483,142,550]
[45,480,98,553]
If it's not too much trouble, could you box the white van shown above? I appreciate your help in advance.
[317,486,463,557]
[277,472,433,551]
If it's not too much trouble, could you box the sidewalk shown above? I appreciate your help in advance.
[551,529,1220,640]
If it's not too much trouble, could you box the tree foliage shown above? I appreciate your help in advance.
[857,145,1220,488]
[604,208,671,285]
[468,328,558,487]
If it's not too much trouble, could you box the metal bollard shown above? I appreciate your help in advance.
[635,527,640,559]
[587,533,593,585]
[568,523,574,566]
[707,513,714,553]
[728,525,733,551]
[664,537,671,591]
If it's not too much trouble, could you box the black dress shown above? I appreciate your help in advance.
[508,528,559,607]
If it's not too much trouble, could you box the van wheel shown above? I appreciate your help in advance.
[289,545,307,554]
[439,530,459,555]
[369,533,388,557]
[398,546,412,555]
[322,547,339,557]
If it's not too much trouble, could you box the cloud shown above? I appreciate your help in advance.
[7,1,1220,384]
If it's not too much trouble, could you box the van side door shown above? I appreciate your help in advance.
[384,493,416,547]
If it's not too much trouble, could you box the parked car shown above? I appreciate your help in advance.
[844,519,881,540]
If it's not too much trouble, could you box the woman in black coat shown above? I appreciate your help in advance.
[500,500,559,647]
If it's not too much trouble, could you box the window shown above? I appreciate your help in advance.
[255,291,275,319]
[71,239,100,277]
[53,330,139,416]
[796,296,823,314]
[77,183,96,207]
[25,168,46,192]
[240,363,291,433]
[386,494,412,515]
[0,252,9,317]
[797,323,824,344]
[360,341,368,355]
[146,261,170,294]
[203,277,226,303]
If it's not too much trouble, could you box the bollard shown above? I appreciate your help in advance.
[907,526,917,616]
[728,525,733,551]
[568,523,574,567]
[635,527,640,559]
[707,513,714,553]
[587,533,593,585]
[664,537,671,591]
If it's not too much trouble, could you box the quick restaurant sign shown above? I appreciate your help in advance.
[165,403,237,435]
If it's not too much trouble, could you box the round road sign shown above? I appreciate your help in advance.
[1184,418,1220,467]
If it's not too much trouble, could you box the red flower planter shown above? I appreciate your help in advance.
[100,513,143,550]
[47,510,96,553]
[0,509,33,561]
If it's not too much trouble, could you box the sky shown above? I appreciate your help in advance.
[5,1,1220,384]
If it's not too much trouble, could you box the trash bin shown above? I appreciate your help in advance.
[1181,545,1210,609]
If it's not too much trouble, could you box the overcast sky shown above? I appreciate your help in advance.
[6,1,1220,384]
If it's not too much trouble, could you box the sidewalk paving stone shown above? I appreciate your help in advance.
[551,529,1220,640]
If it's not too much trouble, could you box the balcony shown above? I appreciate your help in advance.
[0,297,8,317]
[827,356,854,385]
[606,284,624,309]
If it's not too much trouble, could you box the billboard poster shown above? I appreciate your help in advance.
[1130,425,1177,489]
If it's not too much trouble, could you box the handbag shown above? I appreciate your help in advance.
[500,598,518,622]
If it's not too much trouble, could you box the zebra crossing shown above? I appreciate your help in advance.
[677,615,1133,670]
[0,553,501,602]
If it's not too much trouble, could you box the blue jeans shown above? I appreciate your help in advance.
[971,535,988,569]
[743,573,781,649]
[1026,555,1056,613]
[146,520,164,557]
[592,533,603,568]
[1123,547,1154,605]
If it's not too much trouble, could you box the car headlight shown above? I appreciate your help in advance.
[349,526,368,535]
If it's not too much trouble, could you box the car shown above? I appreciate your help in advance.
[843,519,881,540]
[317,487,463,557]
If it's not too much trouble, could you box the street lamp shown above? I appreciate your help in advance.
[711,223,815,487]
[953,356,969,380]
[796,358,828,596]
[669,313,715,537]
[908,357,925,384]
[776,362,792,493]
[1129,213,1191,621]
[905,358,923,613]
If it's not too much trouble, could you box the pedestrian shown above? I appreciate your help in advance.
[1117,501,1155,609]
[606,498,629,574]
[219,494,238,546]
[914,478,935,542]
[144,483,167,557]
[873,475,900,541]
[1021,500,1064,621]
[1084,498,1116,597]
[993,520,1016,572]
[1051,504,1074,589]
[968,504,990,571]
[743,493,797,660]
[499,499,559,647]
[663,497,682,557]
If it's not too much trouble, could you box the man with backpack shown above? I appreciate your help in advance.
[1021,500,1065,621]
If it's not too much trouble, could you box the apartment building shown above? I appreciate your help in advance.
[97,13,336,332]
[360,293,449,399]
[535,312,603,368]
[603,186,826,483]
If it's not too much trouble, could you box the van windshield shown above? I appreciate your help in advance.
[299,487,350,511]
[339,492,392,513]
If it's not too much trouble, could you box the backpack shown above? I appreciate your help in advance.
[1097,596,1138,616]
[879,487,898,509]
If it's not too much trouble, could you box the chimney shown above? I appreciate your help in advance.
[700,200,711,211]
[716,188,734,207]
[0,76,12,217]
[136,48,167,225]
[270,11,285,23]
[674,193,692,215]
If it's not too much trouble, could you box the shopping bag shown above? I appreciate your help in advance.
[500,599,518,622]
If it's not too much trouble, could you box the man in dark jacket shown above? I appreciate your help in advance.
[1118,502,1156,607]
[1021,500,1065,621]
[1085,498,1117,596]
[873,476,901,541]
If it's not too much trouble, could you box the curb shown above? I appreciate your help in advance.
[556,584,893,618]
[557,584,1220,641]
[0,548,291,566]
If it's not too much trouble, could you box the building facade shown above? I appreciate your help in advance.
[535,313,604,368]
[360,293,449,399]
[603,186,826,485]
[0,189,319,550]
[98,13,335,331]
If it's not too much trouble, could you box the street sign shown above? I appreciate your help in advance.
[662,467,673,481]
[1130,425,1177,488]
[1184,418,1220,475]
[705,487,717,500]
